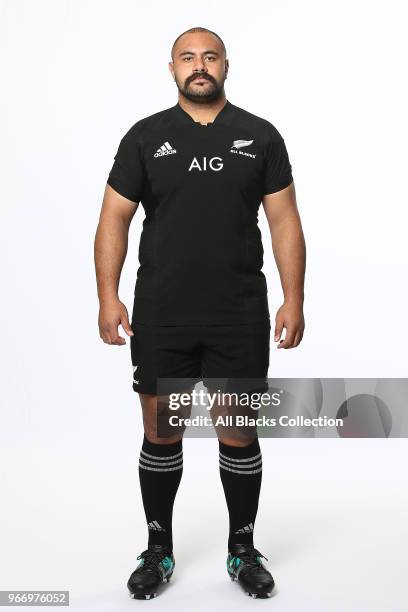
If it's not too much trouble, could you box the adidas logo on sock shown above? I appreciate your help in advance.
[147,520,166,532]
[154,141,177,157]
[235,522,254,534]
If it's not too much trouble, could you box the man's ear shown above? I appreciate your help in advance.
[168,61,175,79]
[225,59,229,78]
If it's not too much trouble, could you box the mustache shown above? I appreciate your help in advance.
[188,73,214,84]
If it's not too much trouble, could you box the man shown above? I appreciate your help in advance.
[94,26,306,600]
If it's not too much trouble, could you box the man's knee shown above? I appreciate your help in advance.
[217,435,258,447]
[139,393,185,444]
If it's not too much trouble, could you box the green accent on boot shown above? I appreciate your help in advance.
[161,556,173,571]
[227,556,242,574]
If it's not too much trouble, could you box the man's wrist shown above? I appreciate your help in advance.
[98,292,120,305]
[283,294,304,306]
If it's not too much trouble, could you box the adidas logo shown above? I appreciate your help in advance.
[235,522,254,534]
[147,521,166,532]
[154,141,177,157]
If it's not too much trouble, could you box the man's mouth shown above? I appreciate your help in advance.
[192,76,210,83]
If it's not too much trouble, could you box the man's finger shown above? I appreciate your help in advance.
[99,327,112,344]
[105,333,115,345]
[110,330,126,345]
[274,320,283,342]
[278,327,296,349]
[121,314,134,336]
[101,324,125,345]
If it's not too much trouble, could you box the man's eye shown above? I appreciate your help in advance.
[182,56,216,61]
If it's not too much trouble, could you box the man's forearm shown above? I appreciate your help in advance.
[270,217,306,305]
[94,216,129,303]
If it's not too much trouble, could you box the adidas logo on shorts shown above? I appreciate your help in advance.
[154,141,177,157]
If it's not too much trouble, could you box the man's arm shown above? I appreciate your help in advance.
[94,184,138,345]
[262,181,306,349]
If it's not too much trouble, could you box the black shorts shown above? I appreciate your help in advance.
[129,320,271,395]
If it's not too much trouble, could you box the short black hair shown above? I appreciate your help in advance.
[171,27,227,61]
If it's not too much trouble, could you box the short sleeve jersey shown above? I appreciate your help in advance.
[107,100,293,326]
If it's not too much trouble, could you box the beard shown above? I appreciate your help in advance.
[175,73,225,103]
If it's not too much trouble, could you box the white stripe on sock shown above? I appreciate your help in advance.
[139,461,183,472]
[219,464,262,475]
[139,455,183,467]
[219,457,262,470]
[219,451,262,463]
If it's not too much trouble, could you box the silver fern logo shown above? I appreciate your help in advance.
[232,139,254,149]
[230,138,256,158]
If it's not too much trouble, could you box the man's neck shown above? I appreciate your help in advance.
[177,95,227,125]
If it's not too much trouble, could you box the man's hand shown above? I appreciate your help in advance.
[98,297,134,345]
[274,301,305,349]
[262,183,306,350]
[94,184,139,345]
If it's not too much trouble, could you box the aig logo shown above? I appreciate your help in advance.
[188,156,223,172]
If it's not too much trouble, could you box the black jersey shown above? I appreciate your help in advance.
[107,100,293,326]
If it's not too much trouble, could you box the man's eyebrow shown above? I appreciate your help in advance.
[178,50,220,57]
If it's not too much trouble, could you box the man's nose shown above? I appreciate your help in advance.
[193,57,207,72]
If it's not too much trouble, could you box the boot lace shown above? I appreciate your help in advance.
[238,546,268,575]
[137,549,167,574]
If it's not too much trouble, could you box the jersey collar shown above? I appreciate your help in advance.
[172,99,235,127]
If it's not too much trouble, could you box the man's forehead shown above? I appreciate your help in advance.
[173,33,223,56]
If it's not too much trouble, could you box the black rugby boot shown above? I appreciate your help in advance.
[227,543,275,598]
[127,544,175,600]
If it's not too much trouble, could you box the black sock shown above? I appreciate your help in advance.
[138,435,183,552]
[219,437,262,550]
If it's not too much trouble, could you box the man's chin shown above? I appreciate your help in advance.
[182,87,222,103]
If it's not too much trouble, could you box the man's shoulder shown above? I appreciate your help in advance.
[118,105,175,143]
[231,102,285,143]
